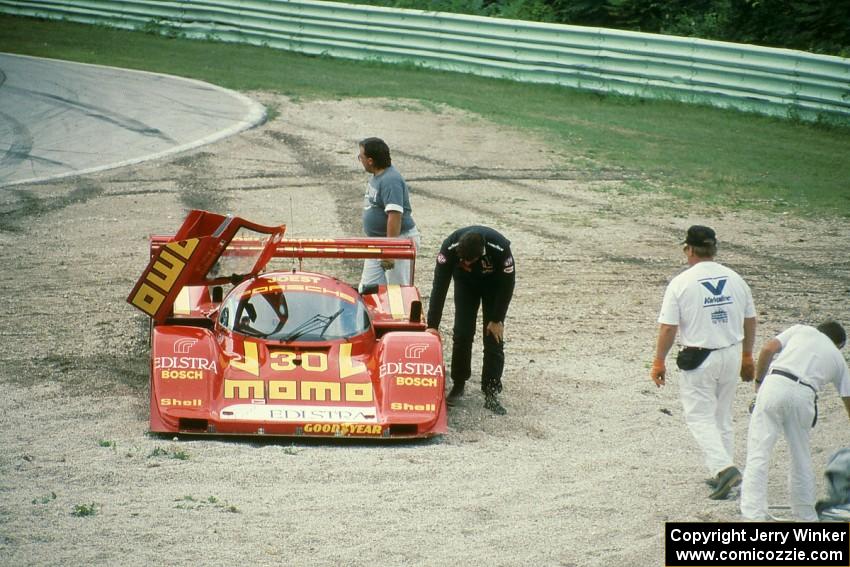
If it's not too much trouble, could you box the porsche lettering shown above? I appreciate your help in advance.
[303,423,383,436]
[160,370,203,380]
[242,284,355,304]
[155,357,218,372]
[380,362,444,378]
[395,376,438,388]
[224,379,374,402]
[391,402,437,412]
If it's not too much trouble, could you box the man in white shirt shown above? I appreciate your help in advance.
[651,225,757,500]
[740,321,850,521]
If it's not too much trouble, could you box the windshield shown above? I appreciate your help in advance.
[219,281,370,341]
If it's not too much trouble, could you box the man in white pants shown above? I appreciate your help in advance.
[356,137,421,291]
[651,225,757,500]
[740,321,850,521]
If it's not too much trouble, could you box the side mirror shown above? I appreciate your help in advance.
[212,286,223,303]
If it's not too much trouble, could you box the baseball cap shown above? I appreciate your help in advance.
[683,225,717,246]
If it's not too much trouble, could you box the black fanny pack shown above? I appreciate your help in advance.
[676,347,714,371]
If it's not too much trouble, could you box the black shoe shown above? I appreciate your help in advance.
[446,383,465,406]
[709,466,741,500]
[484,393,507,415]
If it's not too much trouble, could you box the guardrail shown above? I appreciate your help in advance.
[2,0,849,120]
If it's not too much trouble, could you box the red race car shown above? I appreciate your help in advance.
[127,210,446,439]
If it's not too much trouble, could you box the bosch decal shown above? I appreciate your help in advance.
[395,376,439,388]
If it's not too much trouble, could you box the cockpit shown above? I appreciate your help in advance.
[218,274,370,341]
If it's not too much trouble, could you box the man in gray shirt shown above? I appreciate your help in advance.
[357,137,420,291]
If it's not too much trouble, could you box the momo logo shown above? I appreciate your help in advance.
[404,343,429,359]
[128,238,199,318]
[173,338,198,354]
[700,277,732,307]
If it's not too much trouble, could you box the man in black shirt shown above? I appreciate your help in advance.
[426,226,516,415]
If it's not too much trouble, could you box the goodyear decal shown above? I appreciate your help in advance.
[303,423,383,436]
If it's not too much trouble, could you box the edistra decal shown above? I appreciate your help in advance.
[380,362,444,378]
[155,357,218,373]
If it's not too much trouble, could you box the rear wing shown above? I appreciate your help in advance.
[127,210,285,322]
[274,238,416,261]
[150,236,417,262]
[130,209,419,325]
[149,236,418,286]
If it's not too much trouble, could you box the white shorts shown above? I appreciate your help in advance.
[359,227,421,292]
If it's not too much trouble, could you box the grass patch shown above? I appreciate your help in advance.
[2,15,849,217]
[175,495,240,513]
[148,446,190,460]
[32,492,57,505]
[71,503,98,517]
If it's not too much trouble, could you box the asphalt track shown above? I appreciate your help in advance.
[0,53,266,187]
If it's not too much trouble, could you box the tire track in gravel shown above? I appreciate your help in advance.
[263,131,359,229]
[0,178,103,232]
[170,152,231,213]
[264,130,363,280]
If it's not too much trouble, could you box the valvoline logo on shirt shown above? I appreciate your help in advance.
[700,277,733,306]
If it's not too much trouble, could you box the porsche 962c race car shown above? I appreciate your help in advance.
[127,210,446,439]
